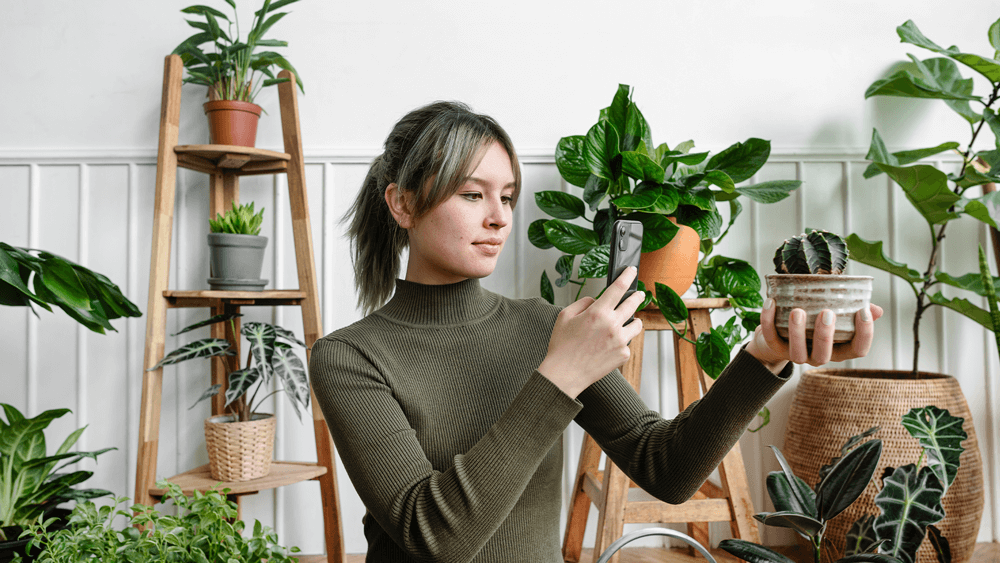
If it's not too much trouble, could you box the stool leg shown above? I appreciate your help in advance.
[594,458,630,563]
[562,432,602,562]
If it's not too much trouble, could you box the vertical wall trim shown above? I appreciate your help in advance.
[795,161,805,232]
[126,162,139,498]
[887,174,900,369]
[322,163,334,339]
[77,163,90,452]
[26,164,40,416]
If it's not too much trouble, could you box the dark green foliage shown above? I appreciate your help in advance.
[774,230,849,275]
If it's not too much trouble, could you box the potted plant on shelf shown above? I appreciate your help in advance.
[0,404,115,563]
[13,480,300,563]
[783,19,998,563]
[766,230,872,343]
[147,312,309,482]
[533,83,801,378]
[207,201,268,291]
[171,0,306,147]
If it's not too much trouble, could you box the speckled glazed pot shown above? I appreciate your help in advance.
[765,274,872,342]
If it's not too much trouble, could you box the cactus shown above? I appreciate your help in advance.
[773,230,849,274]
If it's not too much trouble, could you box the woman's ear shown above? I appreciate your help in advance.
[384,183,414,229]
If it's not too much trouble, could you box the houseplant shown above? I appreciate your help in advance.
[767,230,873,343]
[172,0,306,147]
[534,83,801,378]
[0,404,114,562]
[148,312,309,481]
[783,19,996,563]
[0,243,141,334]
[13,480,300,563]
[206,201,268,291]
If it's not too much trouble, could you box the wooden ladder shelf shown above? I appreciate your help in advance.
[562,299,760,563]
[134,54,345,562]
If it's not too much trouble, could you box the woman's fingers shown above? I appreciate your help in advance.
[787,308,809,364]
[561,295,595,317]
[830,305,877,362]
[807,309,836,366]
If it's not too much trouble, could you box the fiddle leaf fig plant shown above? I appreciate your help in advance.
[854,17,1000,375]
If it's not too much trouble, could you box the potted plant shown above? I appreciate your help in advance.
[534,83,801,379]
[0,243,141,334]
[148,313,309,482]
[783,19,996,563]
[14,480,300,563]
[766,230,873,343]
[207,201,268,291]
[171,0,306,147]
[0,404,115,563]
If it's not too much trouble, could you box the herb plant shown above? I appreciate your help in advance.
[172,0,305,103]
[208,201,265,236]
[148,312,309,423]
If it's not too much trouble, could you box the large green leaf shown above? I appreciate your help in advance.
[845,515,881,556]
[148,338,234,371]
[554,255,574,288]
[190,383,223,409]
[926,525,952,563]
[172,312,243,336]
[846,234,925,284]
[36,254,90,312]
[0,246,46,309]
[873,464,945,563]
[535,191,586,220]
[653,282,687,323]
[678,186,716,211]
[620,151,665,183]
[909,56,980,124]
[863,137,961,179]
[543,219,599,255]
[865,70,977,101]
[897,20,1000,83]
[582,174,609,211]
[900,406,966,494]
[273,325,305,347]
[584,121,613,180]
[753,511,824,538]
[624,95,652,153]
[703,170,736,192]
[818,426,881,485]
[695,328,730,379]
[769,446,813,517]
[528,219,554,250]
[540,271,554,304]
[958,190,1000,230]
[243,322,277,380]
[578,245,610,279]
[719,539,797,563]
[629,213,678,253]
[816,439,883,522]
[990,18,1000,52]
[927,292,993,330]
[555,136,590,187]
[875,164,960,225]
[273,345,310,420]
[706,138,771,184]
[734,180,801,204]
[224,367,260,408]
[675,206,723,240]
[766,471,817,518]
[703,256,760,300]
[934,270,1000,297]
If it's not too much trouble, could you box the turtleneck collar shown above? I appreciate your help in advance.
[374,277,502,327]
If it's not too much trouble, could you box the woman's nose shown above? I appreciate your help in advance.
[485,197,510,228]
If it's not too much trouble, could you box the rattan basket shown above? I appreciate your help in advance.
[204,413,276,482]
[784,369,983,563]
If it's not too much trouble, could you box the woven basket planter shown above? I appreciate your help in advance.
[784,369,983,563]
[204,413,275,482]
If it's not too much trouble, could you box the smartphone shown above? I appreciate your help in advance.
[607,219,644,325]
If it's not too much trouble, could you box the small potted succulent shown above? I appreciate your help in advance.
[766,229,873,342]
[148,313,310,482]
[171,0,306,147]
[207,201,268,291]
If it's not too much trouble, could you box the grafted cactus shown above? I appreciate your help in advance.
[773,230,849,274]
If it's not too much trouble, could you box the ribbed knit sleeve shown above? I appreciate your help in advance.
[577,344,792,504]
[309,337,583,563]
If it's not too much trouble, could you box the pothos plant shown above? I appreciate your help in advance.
[532,84,801,379]
[851,18,1000,375]
[147,312,309,423]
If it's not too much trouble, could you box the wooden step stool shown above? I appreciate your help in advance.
[562,299,760,563]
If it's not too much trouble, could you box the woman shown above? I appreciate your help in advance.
[309,101,882,563]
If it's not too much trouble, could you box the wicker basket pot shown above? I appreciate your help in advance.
[204,413,275,482]
[784,369,983,563]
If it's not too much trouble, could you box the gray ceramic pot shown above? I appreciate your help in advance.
[207,233,268,291]
[765,274,872,342]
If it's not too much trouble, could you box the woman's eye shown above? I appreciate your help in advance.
[501,196,513,204]
[461,193,481,201]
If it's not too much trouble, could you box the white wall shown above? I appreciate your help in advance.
[2,0,998,556]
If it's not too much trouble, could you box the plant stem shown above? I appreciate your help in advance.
[813,532,823,563]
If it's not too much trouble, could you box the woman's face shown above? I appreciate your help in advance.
[401,141,516,285]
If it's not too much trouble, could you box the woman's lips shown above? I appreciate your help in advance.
[473,242,502,255]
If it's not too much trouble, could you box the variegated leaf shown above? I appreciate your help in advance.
[272,324,306,347]
[225,367,261,407]
[189,384,222,409]
[272,345,309,421]
[171,312,242,336]
[148,338,233,371]
[874,465,945,563]
[901,406,966,494]
[242,322,276,381]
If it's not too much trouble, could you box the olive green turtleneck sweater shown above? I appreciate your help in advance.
[309,278,792,563]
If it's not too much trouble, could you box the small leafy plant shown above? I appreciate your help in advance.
[15,480,300,563]
[147,312,309,423]
[172,0,305,103]
[208,201,264,236]
[0,404,115,541]
[0,243,142,334]
[774,230,850,275]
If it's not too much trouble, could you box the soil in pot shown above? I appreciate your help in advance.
[638,219,700,298]
[203,100,262,147]
[765,274,872,342]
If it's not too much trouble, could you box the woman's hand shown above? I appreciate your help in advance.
[539,267,646,398]
[745,298,885,374]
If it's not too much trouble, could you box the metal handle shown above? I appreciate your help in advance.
[594,527,718,563]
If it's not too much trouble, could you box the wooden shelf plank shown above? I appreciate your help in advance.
[149,461,326,498]
[164,289,307,308]
[174,145,291,176]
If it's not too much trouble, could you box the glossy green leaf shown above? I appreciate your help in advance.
[583,174,609,210]
[181,5,231,20]
[706,138,771,183]
[172,312,243,336]
[864,69,979,101]
[733,180,801,204]
[846,233,925,283]
[901,406,966,494]
[719,539,797,563]
[927,292,993,330]
[705,256,760,298]
[272,345,310,421]
[554,255,574,287]
[555,135,590,187]
[224,367,260,407]
[578,245,610,279]
[934,270,1000,297]
[927,525,952,563]
[696,328,730,379]
[584,121,612,180]
[766,469,818,518]
[612,190,659,212]
[910,56,980,123]
[863,141,962,179]
[625,103,653,156]
[845,515,879,556]
[653,282,687,323]
[543,219,599,255]
[651,188,680,214]
[528,219,554,249]
[540,271,554,304]
[0,246,46,309]
[661,151,710,168]
[148,338,233,371]
[675,206,723,240]
[703,170,736,192]
[818,426,881,484]
[873,464,945,563]
[36,255,90,312]
[678,186,716,211]
[608,85,630,147]
[816,439,883,522]
[898,20,1000,82]
[594,209,613,245]
[243,322,277,381]
[876,164,960,225]
[766,446,814,518]
[635,280,654,312]
[535,191,586,220]
[634,213,679,253]
[620,151,665,182]
[753,511,825,538]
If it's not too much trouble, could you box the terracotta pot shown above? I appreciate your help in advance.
[765,274,873,342]
[638,218,700,297]
[784,369,983,563]
[203,100,262,147]
[204,413,275,482]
